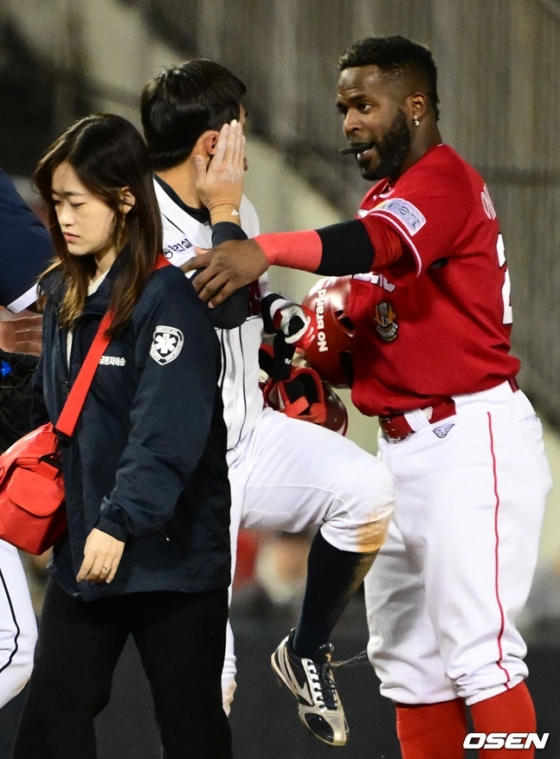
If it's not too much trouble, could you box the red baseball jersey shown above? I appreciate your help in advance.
[349,144,519,417]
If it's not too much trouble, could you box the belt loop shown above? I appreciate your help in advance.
[404,408,433,433]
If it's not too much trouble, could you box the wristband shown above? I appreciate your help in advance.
[209,204,241,225]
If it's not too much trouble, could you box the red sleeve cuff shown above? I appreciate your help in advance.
[255,230,323,272]
[360,215,417,284]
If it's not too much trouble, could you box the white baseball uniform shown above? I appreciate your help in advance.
[155,178,396,709]
[0,168,50,708]
[0,542,37,708]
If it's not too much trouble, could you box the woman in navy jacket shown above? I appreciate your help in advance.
[13,114,232,759]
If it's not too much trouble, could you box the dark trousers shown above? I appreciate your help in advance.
[13,579,232,759]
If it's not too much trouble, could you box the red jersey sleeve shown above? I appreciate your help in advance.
[359,145,473,286]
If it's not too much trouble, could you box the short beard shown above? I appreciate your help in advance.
[360,110,411,182]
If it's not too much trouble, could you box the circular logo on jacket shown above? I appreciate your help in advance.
[150,326,184,365]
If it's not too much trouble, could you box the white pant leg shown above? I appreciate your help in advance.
[365,384,552,705]
[0,541,37,708]
[221,621,236,716]
[221,406,396,711]
[238,407,395,550]
[220,443,246,715]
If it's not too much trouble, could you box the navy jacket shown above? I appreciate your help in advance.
[0,169,53,308]
[35,257,231,601]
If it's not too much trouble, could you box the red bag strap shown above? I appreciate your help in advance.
[55,254,170,437]
[55,310,113,437]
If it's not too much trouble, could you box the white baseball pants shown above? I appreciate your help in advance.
[364,381,552,706]
[0,540,37,708]
[222,405,396,710]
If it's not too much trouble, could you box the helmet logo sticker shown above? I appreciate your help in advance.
[300,276,354,388]
[150,326,184,365]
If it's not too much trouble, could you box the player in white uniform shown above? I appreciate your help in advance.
[0,169,48,708]
[184,38,553,759]
[141,61,396,747]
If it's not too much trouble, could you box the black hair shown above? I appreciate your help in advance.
[35,113,162,335]
[141,59,247,171]
[338,36,440,120]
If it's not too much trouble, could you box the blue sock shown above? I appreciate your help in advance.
[292,530,378,659]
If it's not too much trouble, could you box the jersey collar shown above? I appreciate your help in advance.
[154,174,210,225]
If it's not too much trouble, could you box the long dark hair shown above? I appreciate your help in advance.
[34,113,163,335]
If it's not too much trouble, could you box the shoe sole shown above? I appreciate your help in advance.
[271,649,292,693]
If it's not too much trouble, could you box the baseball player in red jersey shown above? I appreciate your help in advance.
[186,36,553,759]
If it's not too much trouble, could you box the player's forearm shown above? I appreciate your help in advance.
[205,220,250,329]
[254,217,404,276]
[254,220,375,275]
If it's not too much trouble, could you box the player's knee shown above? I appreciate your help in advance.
[322,505,394,554]
[347,455,396,522]
[320,457,395,552]
[356,513,393,553]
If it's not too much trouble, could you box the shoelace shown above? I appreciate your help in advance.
[308,661,339,711]
[330,649,370,669]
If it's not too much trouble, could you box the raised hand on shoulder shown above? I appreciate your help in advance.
[182,239,269,307]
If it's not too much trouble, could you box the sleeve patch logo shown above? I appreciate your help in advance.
[374,198,426,235]
[150,326,184,365]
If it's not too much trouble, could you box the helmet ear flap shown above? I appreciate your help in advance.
[262,364,327,425]
[299,276,354,388]
[322,382,349,436]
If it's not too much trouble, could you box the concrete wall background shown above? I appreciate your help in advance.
[1,0,558,563]
[0,2,558,756]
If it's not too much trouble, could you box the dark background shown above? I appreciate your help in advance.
[0,600,558,759]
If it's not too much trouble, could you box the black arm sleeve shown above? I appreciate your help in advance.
[315,219,375,275]
[198,221,250,329]
[212,221,247,247]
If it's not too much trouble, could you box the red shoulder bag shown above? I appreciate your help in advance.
[0,310,113,554]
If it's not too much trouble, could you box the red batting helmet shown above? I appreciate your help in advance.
[322,382,349,436]
[299,276,354,388]
[263,371,349,436]
[259,344,349,435]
